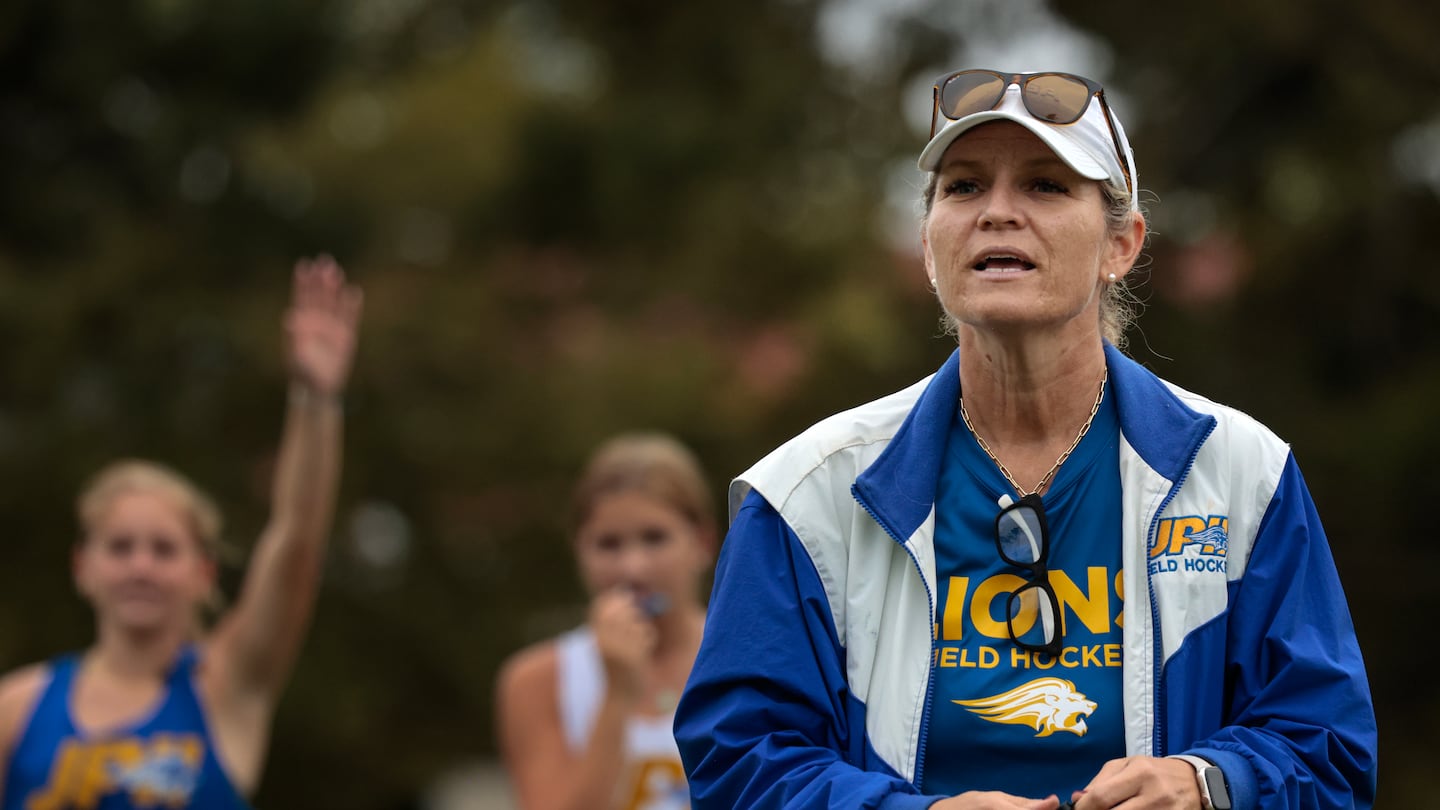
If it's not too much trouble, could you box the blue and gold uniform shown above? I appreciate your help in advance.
[556,628,689,810]
[2,649,248,810]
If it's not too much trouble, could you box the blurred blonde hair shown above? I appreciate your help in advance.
[570,433,715,536]
[76,459,225,560]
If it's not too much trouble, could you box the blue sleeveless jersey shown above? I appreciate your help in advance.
[2,649,250,810]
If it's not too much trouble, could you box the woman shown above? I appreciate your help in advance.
[0,255,362,809]
[674,70,1377,809]
[496,432,716,810]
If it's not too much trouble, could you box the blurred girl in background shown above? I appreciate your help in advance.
[0,256,362,809]
[496,432,716,810]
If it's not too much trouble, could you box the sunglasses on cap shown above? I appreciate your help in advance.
[928,69,1133,195]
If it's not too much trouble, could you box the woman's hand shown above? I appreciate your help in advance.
[285,255,363,399]
[931,791,1065,809]
[589,588,656,702]
[1071,756,1200,809]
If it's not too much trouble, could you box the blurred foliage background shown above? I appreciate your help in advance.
[1,0,1433,806]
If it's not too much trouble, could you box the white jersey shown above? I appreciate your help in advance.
[556,627,690,810]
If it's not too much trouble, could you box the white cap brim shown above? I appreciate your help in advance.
[917,83,1135,205]
[918,109,1110,180]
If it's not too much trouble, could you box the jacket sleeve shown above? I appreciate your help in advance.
[1186,454,1378,809]
[675,491,939,810]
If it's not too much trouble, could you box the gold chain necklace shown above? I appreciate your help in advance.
[959,369,1108,497]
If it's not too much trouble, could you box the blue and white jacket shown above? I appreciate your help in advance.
[675,345,1377,809]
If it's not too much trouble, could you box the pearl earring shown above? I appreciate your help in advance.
[1107,273,1117,283]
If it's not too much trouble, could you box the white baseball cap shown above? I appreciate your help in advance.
[917,77,1139,210]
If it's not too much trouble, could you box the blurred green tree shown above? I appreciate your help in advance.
[2,0,1433,805]
[2,0,935,805]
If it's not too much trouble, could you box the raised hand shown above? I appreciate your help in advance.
[285,255,364,398]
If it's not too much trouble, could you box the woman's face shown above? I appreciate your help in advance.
[923,121,1139,344]
[73,490,215,633]
[573,490,710,615]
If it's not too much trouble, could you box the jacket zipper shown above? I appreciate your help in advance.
[853,489,938,789]
[1143,422,1215,756]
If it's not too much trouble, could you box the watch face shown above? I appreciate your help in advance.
[1202,767,1232,810]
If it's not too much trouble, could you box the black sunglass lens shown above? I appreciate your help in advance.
[940,72,1007,120]
[1022,74,1092,124]
[1008,583,1059,648]
[997,505,1045,565]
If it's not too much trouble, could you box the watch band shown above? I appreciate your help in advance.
[1171,755,1232,810]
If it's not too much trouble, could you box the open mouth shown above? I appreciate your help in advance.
[973,255,1037,272]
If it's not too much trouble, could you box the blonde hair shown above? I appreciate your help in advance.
[77,459,224,559]
[570,433,715,536]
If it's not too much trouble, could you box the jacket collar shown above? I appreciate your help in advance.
[1102,342,1216,486]
[853,343,1215,544]
[851,349,959,543]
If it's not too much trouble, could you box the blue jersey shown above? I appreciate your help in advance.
[922,390,1125,797]
[2,649,249,810]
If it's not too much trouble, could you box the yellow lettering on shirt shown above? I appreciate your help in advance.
[1113,570,1124,628]
[971,574,1027,638]
[1051,568,1110,635]
[942,576,970,640]
[938,569,1124,642]
[25,735,203,810]
[622,758,687,809]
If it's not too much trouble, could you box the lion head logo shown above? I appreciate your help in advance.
[1188,524,1229,555]
[953,676,1097,737]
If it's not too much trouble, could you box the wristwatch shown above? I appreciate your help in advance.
[1171,755,1232,810]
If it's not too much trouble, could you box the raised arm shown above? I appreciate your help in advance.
[209,255,363,699]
